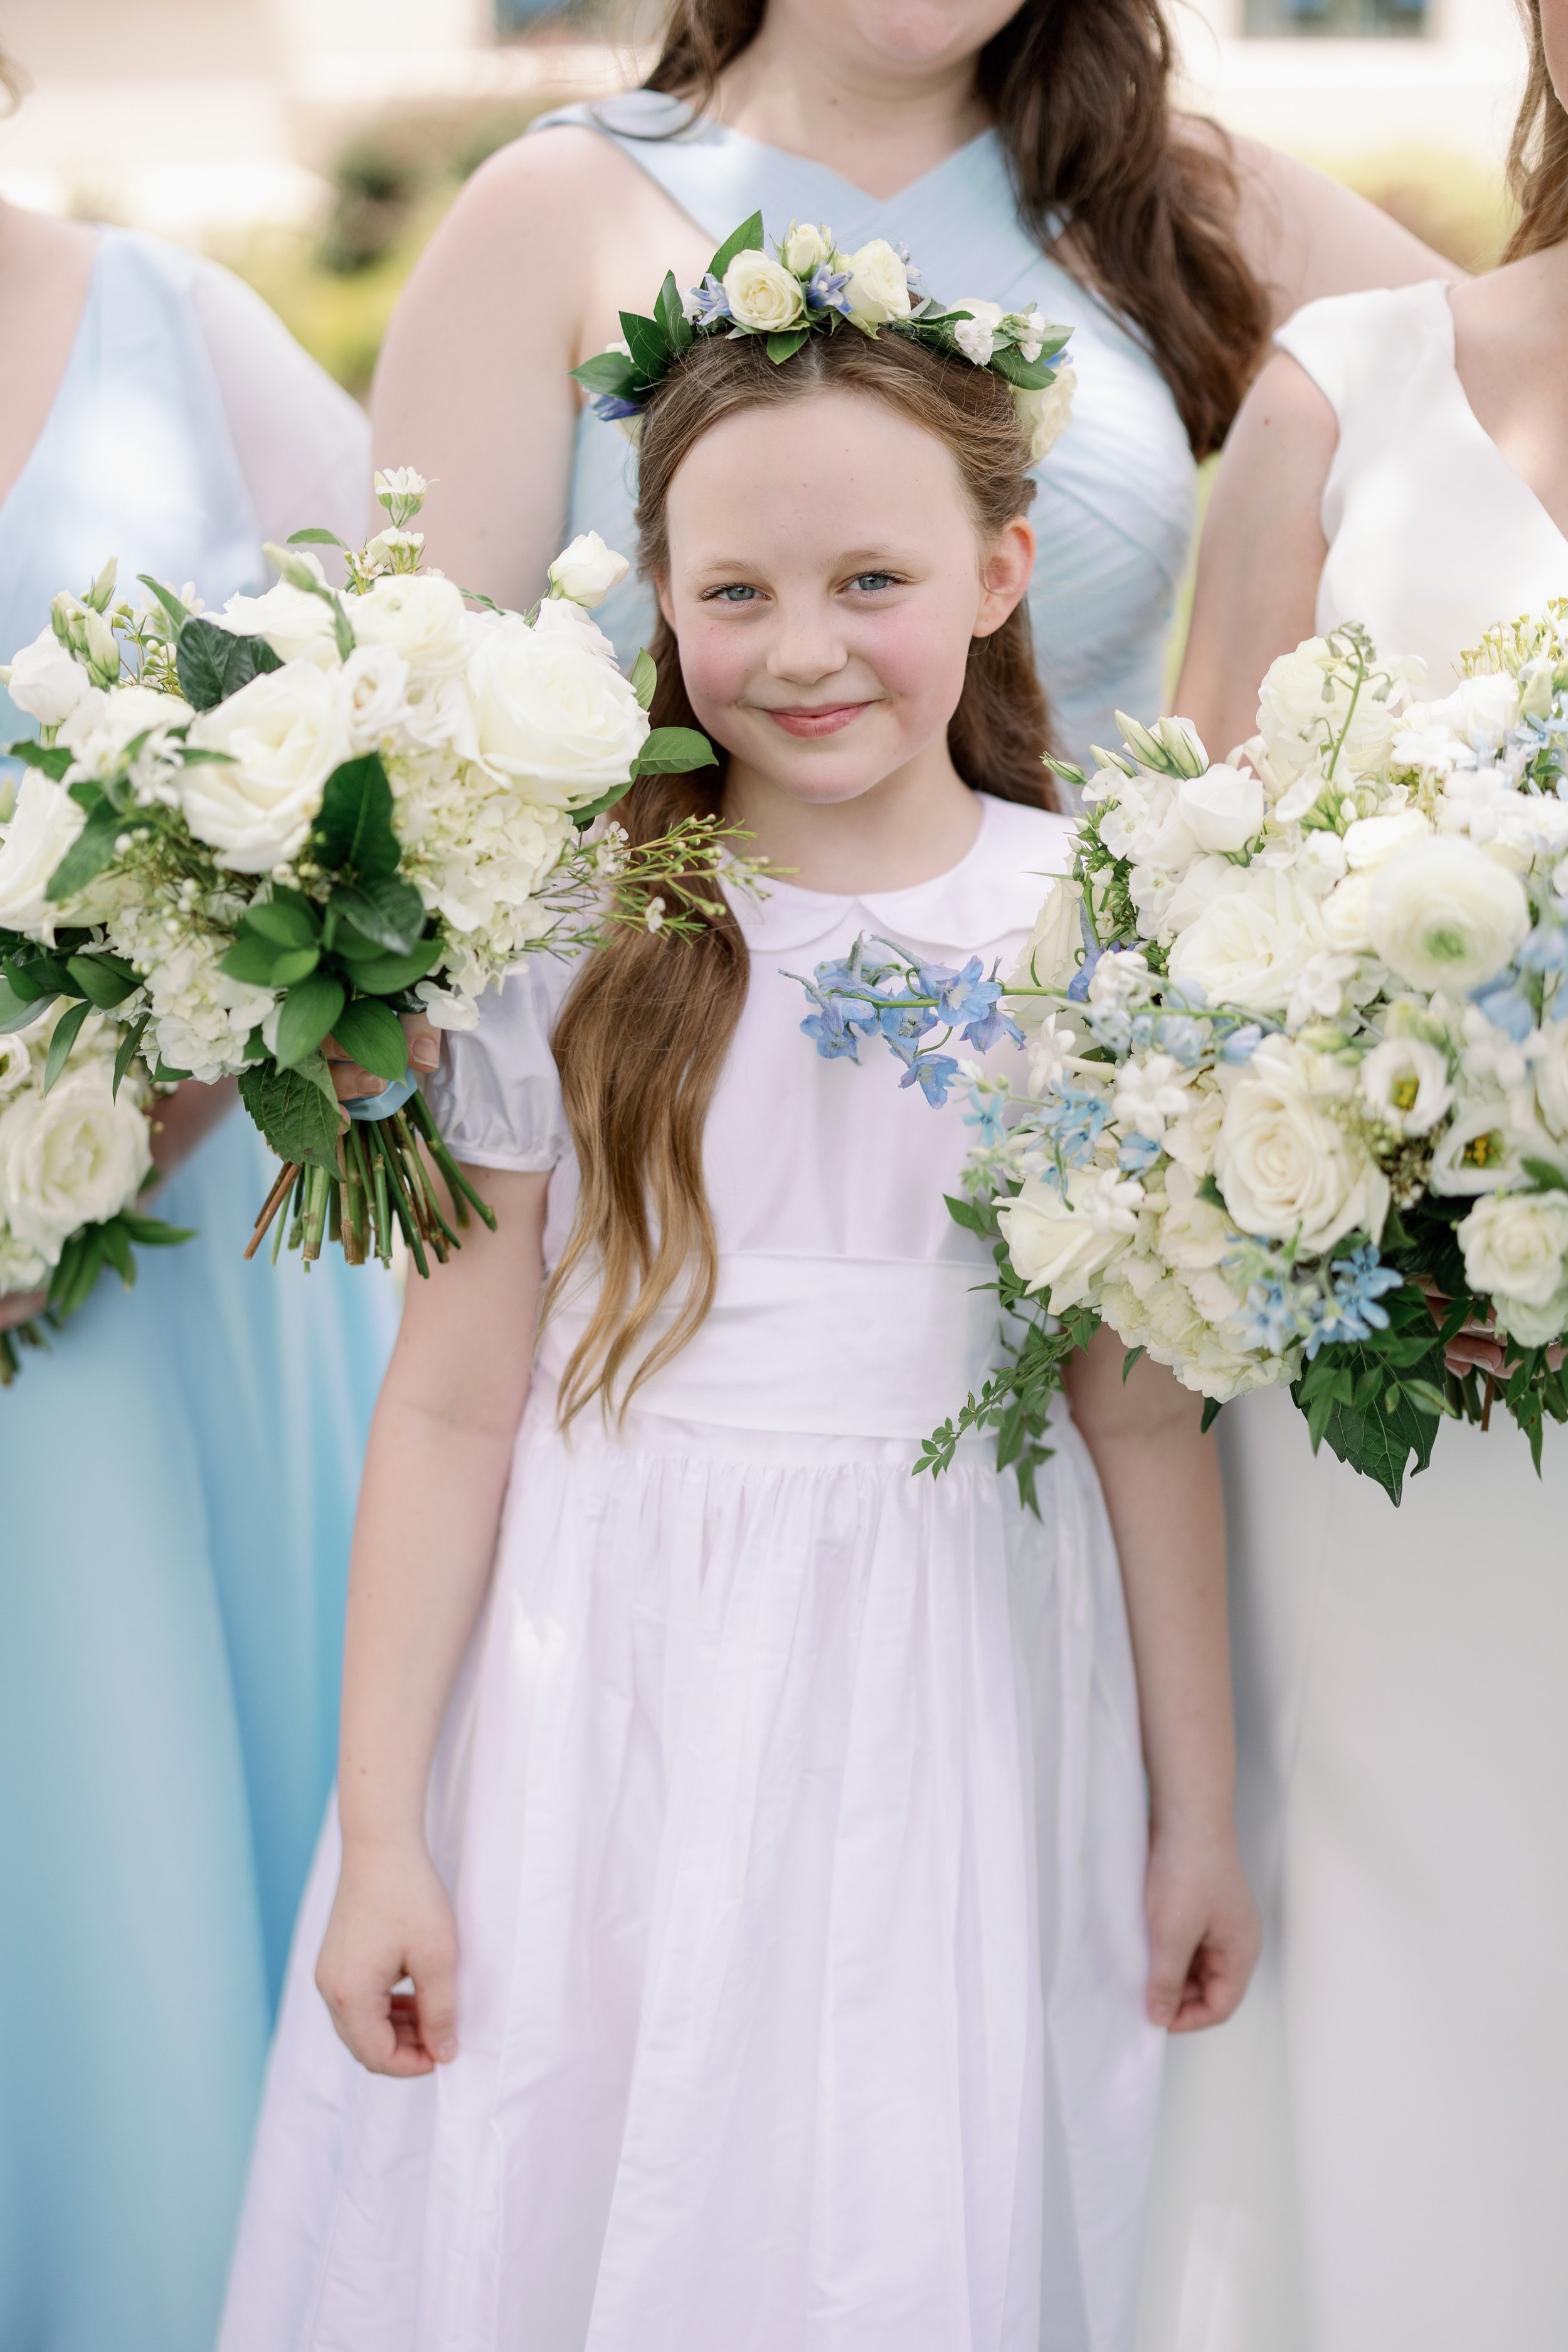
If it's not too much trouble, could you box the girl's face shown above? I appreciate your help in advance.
[657,389,1034,810]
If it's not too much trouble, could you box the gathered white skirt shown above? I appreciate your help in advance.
[220,1392,1160,2352]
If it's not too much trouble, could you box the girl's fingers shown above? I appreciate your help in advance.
[410,1937,459,2065]
[403,1014,442,1074]
[0,1288,47,1333]
[1144,1921,1198,2030]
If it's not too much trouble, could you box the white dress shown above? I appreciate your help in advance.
[1136,283,1568,2352]
[220,793,1165,2352]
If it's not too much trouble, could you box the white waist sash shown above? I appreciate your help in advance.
[536,1251,999,1440]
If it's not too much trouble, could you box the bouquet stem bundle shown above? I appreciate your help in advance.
[246,1089,494,1274]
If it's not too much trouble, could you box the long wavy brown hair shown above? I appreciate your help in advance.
[546,328,1048,1422]
[1505,1,1568,259]
[644,0,1268,461]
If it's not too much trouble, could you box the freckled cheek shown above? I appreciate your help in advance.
[857,605,974,735]
[674,616,756,728]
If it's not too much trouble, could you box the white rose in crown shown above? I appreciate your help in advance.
[842,238,913,327]
[950,297,1005,367]
[0,1056,151,1265]
[1214,1037,1389,1255]
[780,221,834,275]
[547,531,631,612]
[350,571,474,679]
[1012,368,1076,465]
[724,248,807,334]
[1368,835,1531,993]
[3,625,90,727]
[0,766,87,934]
[464,608,650,807]
[184,659,351,871]
[218,574,340,667]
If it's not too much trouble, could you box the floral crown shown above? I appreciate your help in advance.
[571,212,1076,465]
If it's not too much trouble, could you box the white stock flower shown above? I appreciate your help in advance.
[1296,829,1349,894]
[1099,1253,1273,1402]
[546,531,631,611]
[1012,369,1076,464]
[351,571,474,678]
[724,248,807,332]
[336,643,411,752]
[184,660,350,871]
[0,767,87,933]
[1004,876,1081,1004]
[1458,1190,1568,1323]
[1175,761,1264,854]
[1112,1052,1191,1140]
[1167,865,1326,1017]
[950,296,1004,366]
[1285,950,1359,1031]
[1101,776,1199,872]
[0,1060,151,1265]
[4,625,90,726]
[999,1166,1135,1310]
[841,239,913,326]
[1358,1036,1453,1136]
[464,611,649,807]
[1368,835,1530,993]
[1163,1074,1226,1175]
[218,574,337,667]
[1009,304,1047,364]
[1342,807,1431,869]
[780,221,834,274]
[1087,948,1152,1010]
[1025,1010,1086,1095]
[1423,670,1522,756]
[1215,1037,1389,1253]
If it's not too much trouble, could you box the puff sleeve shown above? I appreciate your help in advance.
[422,963,573,1175]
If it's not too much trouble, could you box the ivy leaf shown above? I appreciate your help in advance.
[43,997,91,1093]
[274,972,345,1069]
[312,755,400,880]
[238,1059,343,1173]
[330,995,408,1083]
[632,726,719,776]
[331,875,426,956]
[706,210,765,281]
[175,615,282,711]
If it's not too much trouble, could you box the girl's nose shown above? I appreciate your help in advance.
[766,602,847,686]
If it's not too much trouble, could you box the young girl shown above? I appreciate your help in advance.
[221,266,1256,2352]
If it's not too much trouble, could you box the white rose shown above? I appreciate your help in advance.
[1176,761,1264,854]
[0,766,87,932]
[350,572,474,679]
[335,644,411,752]
[0,1061,151,1264]
[1101,775,1199,872]
[529,595,618,663]
[1012,368,1076,464]
[950,296,1004,366]
[1532,1021,1568,1137]
[1357,1035,1453,1137]
[4,625,90,726]
[999,1167,1134,1310]
[57,681,191,783]
[1215,1037,1389,1253]
[780,221,834,275]
[1004,876,1081,1004]
[464,611,649,808]
[1158,1163,1232,1271]
[723,248,807,333]
[546,531,631,612]
[841,239,912,326]
[184,660,350,871]
[1493,1283,1568,1348]
[218,575,338,667]
[1423,670,1521,756]
[1458,1190,1568,1318]
[1167,864,1326,1015]
[1368,835,1530,993]
[1342,807,1431,869]
[1257,637,1409,783]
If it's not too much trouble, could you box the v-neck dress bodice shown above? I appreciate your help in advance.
[536,90,1196,768]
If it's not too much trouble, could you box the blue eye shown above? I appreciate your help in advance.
[707,583,761,603]
[850,571,898,593]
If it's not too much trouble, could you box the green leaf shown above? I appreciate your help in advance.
[112,1013,149,1097]
[344,936,445,993]
[1522,1156,1568,1193]
[286,527,347,548]
[43,997,91,1092]
[570,350,640,398]
[64,951,139,1009]
[117,1211,195,1247]
[46,810,122,902]
[706,210,765,282]
[330,995,408,1083]
[330,875,426,956]
[1199,1397,1224,1434]
[0,975,53,1032]
[274,972,345,1069]
[245,893,319,949]
[655,269,694,355]
[630,647,657,711]
[1121,1345,1146,1383]
[46,1227,104,1319]
[766,328,810,364]
[618,309,669,387]
[569,779,634,830]
[135,573,193,633]
[311,754,400,880]
[175,615,282,711]
[220,935,290,987]
[152,1057,193,1083]
[270,945,322,988]
[8,738,73,779]
[987,344,1052,391]
[632,726,719,776]
[98,1217,134,1285]
[238,1059,343,1173]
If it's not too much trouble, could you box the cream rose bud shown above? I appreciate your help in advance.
[1012,369,1076,464]
[1458,1190,1568,1316]
[184,660,351,871]
[4,625,90,726]
[0,767,87,933]
[1369,834,1530,993]
[465,610,649,807]
[1004,875,1081,1002]
[1176,761,1264,854]
[218,574,338,667]
[780,220,834,275]
[1357,1035,1453,1137]
[1342,807,1431,870]
[723,248,807,333]
[351,572,474,679]
[950,297,1004,366]
[546,531,631,612]
[1214,1037,1390,1254]
[841,238,912,326]
[999,1167,1135,1311]
[0,1061,151,1265]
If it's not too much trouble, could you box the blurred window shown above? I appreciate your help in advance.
[1244,0,1428,29]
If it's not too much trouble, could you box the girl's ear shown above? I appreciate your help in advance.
[973,517,1036,640]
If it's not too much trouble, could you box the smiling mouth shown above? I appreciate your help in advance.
[761,703,871,739]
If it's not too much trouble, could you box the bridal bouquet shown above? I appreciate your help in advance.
[799,618,1568,1503]
[0,474,723,1273]
[0,1002,189,1383]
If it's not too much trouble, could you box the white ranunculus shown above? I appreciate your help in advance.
[1215,1037,1389,1253]
[184,660,350,871]
[780,221,834,275]
[465,611,650,807]
[1357,1035,1453,1136]
[335,643,411,752]
[1342,807,1431,869]
[350,572,474,679]
[1532,1021,1568,1138]
[218,575,338,667]
[0,1061,151,1264]
[999,1167,1135,1310]
[1423,670,1521,756]
[4,625,90,726]
[724,248,807,333]
[0,766,87,932]
[546,531,631,611]
[1368,835,1530,993]
[1012,368,1076,464]
[1458,1189,1568,1316]
[58,681,190,782]
[1005,876,1081,1004]
[841,239,912,326]
[950,296,1004,366]
[1177,761,1264,854]
[1167,864,1325,1015]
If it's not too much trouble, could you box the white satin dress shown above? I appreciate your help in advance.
[220,794,1165,2352]
[1136,283,1568,2352]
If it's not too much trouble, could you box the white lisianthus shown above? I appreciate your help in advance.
[184,660,350,871]
[0,1059,151,1264]
[1176,761,1264,854]
[374,465,428,506]
[1368,835,1530,993]
[336,643,411,751]
[1428,1100,1540,1196]
[1357,1035,1454,1136]
[218,573,338,667]
[1215,1037,1389,1253]
[465,610,649,807]
[0,766,87,933]
[841,239,913,326]
[1112,1051,1192,1140]
[1167,864,1326,1016]
[1342,807,1431,869]
[950,296,1004,366]
[780,221,834,275]
[4,625,90,726]
[1458,1189,1568,1319]
[999,1166,1136,1309]
[1012,369,1076,464]
[724,248,807,333]
[1004,874,1081,1003]
[546,531,631,611]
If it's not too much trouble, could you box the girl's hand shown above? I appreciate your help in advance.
[0,1286,47,1333]
[1144,1825,1261,2035]
[315,1840,459,2078]
[325,1014,443,1104]
[1417,1278,1564,1380]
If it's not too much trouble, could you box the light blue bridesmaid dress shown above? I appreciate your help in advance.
[534,90,1197,767]
[0,230,395,2352]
